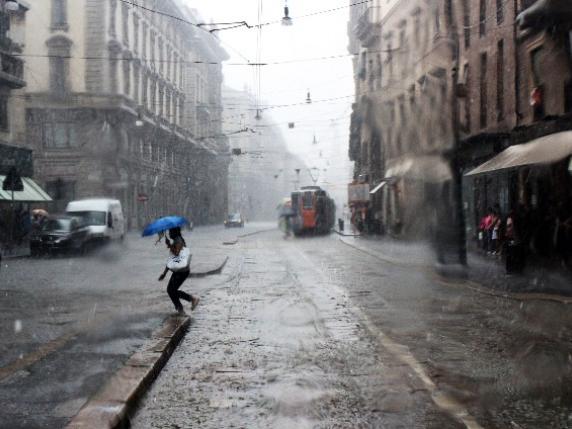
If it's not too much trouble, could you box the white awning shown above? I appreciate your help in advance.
[385,155,452,183]
[0,176,52,202]
[465,131,572,176]
[369,181,386,195]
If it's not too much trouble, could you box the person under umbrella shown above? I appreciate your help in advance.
[158,227,199,315]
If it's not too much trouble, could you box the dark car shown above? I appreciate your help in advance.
[30,216,90,256]
[224,213,244,228]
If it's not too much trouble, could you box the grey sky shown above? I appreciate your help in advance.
[187,0,354,202]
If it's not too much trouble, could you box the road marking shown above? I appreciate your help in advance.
[292,245,484,429]
[360,318,484,429]
[0,332,77,382]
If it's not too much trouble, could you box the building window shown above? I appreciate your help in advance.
[0,94,8,131]
[463,64,471,132]
[530,46,543,86]
[398,95,406,126]
[142,22,148,60]
[133,14,140,53]
[51,0,68,31]
[43,123,77,148]
[46,180,75,201]
[165,90,171,120]
[47,36,72,96]
[359,51,366,80]
[479,0,486,37]
[376,54,382,89]
[414,13,420,45]
[409,84,416,108]
[179,98,184,125]
[496,40,504,121]
[109,0,117,38]
[109,47,119,94]
[151,79,157,113]
[496,0,504,24]
[173,53,178,85]
[387,43,393,79]
[172,95,178,124]
[530,46,545,120]
[565,80,572,113]
[480,52,488,128]
[463,0,470,48]
[133,62,140,103]
[166,46,172,81]
[444,0,453,28]
[150,30,156,62]
[121,4,129,45]
[159,39,164,74]
[434,6,441,37]
[158,85,164,117]
[123,56,130,96]
[142,73,148,108]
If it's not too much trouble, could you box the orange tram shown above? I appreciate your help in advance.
[290,186,336,236]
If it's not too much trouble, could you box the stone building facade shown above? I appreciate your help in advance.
[0,0,28,153]
[457,0,572,240]
[22,0,229,228]
[349,0,458,238]
[350,0,572,248]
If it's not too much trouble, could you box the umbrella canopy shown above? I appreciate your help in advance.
[142,216,189,237]
[32,209,48,217]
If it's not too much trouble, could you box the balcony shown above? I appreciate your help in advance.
[0,49,25,89]
[355,7,380,47]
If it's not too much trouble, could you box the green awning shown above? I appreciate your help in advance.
[0,176,52,202]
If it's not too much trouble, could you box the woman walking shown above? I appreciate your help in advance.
[158,227,199,315]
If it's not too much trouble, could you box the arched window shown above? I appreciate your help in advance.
[46,36,72,96]
[51,0,68,31]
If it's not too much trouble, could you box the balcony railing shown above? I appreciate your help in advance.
[355,7,380,46]
[0,49,25,88]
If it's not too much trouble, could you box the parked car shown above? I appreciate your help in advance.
[30,216,90,256]
[66,199,125,243]
[224,213,244,228]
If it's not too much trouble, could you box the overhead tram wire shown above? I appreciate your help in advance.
[117,0,253,64]
[116,0,374,47]
[10,47,398,68]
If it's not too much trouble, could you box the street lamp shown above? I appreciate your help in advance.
[282,0,292,26]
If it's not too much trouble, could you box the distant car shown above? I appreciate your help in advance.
[224,213,244,228]
[30,216,90,256]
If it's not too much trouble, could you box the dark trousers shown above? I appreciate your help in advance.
[167,270,192,311]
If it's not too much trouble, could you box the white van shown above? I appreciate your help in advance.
[66,199,125,242]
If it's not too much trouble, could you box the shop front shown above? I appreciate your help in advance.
[465,131,572,267]
[0,143,52,250]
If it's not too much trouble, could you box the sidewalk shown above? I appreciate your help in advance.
[340,235,572,297]
[0,242,30,259]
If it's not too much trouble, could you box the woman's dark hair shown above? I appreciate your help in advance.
[168,227,186,247]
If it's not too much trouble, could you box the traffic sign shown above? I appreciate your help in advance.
[2,167,23,192]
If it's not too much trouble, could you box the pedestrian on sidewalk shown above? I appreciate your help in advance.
[158,227,199,315]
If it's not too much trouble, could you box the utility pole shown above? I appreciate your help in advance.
[450,20,468,266]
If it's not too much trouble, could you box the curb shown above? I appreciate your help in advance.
[339,237,572,305]
[66,315,190,429]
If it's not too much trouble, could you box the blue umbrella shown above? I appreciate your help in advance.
[142,216,189,237]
